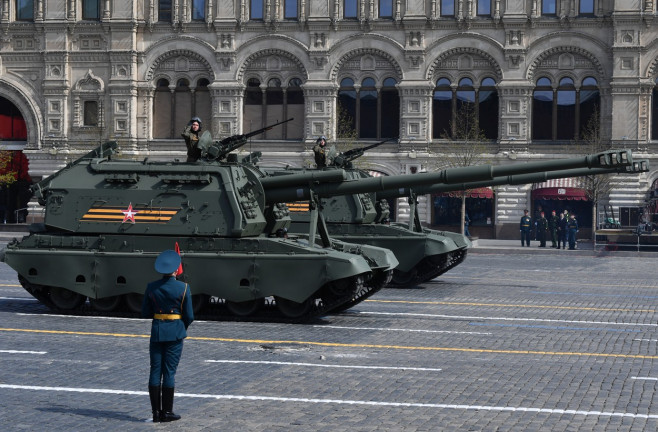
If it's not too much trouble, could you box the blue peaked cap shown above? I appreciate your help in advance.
[154,249,181,274]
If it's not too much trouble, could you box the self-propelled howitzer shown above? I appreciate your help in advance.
[259,149,634,287]
[1,138,398,322]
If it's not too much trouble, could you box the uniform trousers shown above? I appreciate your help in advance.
[149,339,184,388]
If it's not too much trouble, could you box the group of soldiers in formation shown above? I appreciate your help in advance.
[520,209,579,250]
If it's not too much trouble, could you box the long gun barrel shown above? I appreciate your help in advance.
[331,137,398,168]
[376,159,650,199]
[203,118,294,161]
[260,149,633,204]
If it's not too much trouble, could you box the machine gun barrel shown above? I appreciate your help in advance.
[262,149,633,204]
[376,160,650,199]
[204,118,294,161]
[331,137,398,167]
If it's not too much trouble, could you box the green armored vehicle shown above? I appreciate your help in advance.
[1,122,398,322]
[260,146,634,287]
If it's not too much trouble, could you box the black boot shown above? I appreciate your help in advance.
[161,387,181,422]
[148,385,161,423]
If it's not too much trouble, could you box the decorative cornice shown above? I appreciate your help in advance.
[145,49,215,81]
[330,48,403,81]
[426,47,503,81]
[527,45,605,80]
[237,49,308,81]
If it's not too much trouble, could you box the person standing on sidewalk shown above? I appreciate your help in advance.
[548,210,559,248]
[520,209,532,247]
[567,214,579,250]
[536,211,549,247]
[142,250,194,423]
[557,212,568,249]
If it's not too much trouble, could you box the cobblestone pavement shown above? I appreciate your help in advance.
[1,247,657,431]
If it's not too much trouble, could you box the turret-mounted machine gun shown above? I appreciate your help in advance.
[199,118,294,162]
[328,137,399,169]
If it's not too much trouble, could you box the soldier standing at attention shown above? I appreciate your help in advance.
[567,214,579,250]
[313,136,329,168]
[520,209,532,247]
[142,250,194,423]
[548,210,559,248]
[181,117,202,162]
[536,211,549,247]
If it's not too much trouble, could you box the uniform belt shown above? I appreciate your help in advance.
[154,314,181,320]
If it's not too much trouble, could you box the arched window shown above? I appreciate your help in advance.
[337,77,398,139]
[556,77,576,140]
[360,78,377,138]
[532,77,554,140]
[479,78,499,139]
[266,78,283,139]
[286,78,304,139]
[433,77,498,140]
[381,78,400,138]
[0,96,27,140]
[244,78,263,132]
[153,78,172,138]
[337,78,357,138]
[174,79,192,136]
[579,77,600,140]
[243,76,305,140]
[432,78,452,139]
[532,76,598,141]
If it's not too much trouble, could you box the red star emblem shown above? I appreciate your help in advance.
[121,203,139,223]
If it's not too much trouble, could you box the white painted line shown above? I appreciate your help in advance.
[633,339,658,342]
[632,377,658,381]
[0,350,47,355]
[1,384,657,419]
[204,360,442,372]
[360,311,658,327]
[0,297,36,301]
[315,324,492,336]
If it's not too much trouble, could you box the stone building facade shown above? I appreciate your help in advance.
[0,0,655,237]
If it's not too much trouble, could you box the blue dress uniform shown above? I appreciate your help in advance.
[142,250,194,423]
[567,216,579,250]
[520,210,532,246]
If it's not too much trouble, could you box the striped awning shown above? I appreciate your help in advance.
[532,178,588,201]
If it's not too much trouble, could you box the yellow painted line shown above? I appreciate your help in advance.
[365,299,654,313]
[1,327,657,359]
[0,284,21,287]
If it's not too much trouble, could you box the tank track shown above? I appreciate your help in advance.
[329,269,393,314]
[18,274,366,324]
[388,248,469,288]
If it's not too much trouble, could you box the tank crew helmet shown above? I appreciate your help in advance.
[316,136,326,145]
[189,117,202,129]
[154,250,181,274]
